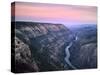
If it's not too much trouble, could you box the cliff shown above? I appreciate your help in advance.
[12,21,74,73]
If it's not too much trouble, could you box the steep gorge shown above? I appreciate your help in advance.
[12,21,74,73]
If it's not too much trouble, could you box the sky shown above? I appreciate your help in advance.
[11,2,97,26]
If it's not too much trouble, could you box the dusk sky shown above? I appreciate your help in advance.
[11,2,97,26]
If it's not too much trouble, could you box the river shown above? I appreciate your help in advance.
[64,36,78,69]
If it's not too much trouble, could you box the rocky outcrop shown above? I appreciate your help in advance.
[15,37,39,72]
[12,21,73,73]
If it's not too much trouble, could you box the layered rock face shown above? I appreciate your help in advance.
[69,25,97,69]
[12,22,73,73]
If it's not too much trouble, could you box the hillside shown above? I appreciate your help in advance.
[69,25,97,69]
